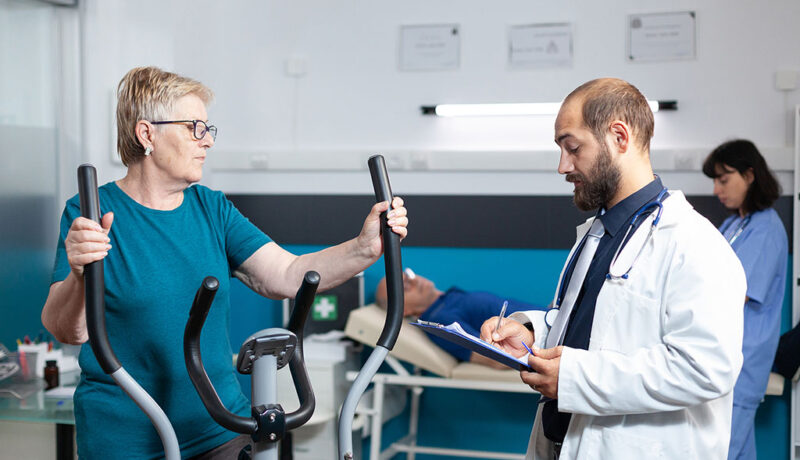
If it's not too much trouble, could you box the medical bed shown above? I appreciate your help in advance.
[344,304,535,460]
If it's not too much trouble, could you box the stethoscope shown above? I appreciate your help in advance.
[545,187,669,328]
[720,214,751,245]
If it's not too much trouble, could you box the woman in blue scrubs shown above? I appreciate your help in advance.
[703,139,788,460]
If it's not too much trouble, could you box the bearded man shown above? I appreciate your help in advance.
[480,78,746,460]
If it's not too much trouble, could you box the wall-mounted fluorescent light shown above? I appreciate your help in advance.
[421,100,677,117]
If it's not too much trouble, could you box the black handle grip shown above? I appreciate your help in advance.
[286,271,320,339]
[184,276,257,434]
[285,271,319,429]
[78,164,121,375]
[367,155,404,349]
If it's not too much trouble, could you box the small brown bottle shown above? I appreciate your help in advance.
[44,360,59,390]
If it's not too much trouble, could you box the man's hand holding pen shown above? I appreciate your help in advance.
[479,316,562,398]
[479,317,533,361]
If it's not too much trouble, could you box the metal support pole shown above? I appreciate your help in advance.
[252,355,278,460]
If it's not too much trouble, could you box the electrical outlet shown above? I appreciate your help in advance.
[250,154,269,169]
[409,152,429,170]
[286,56,307,77]
[673,152,695,170]
[776,70,797,91]
[384,153,406,170]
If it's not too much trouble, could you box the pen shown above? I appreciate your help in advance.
[494,300,509,335]
[521,341,534,355]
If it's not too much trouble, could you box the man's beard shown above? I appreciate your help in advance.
[566,144,621,211]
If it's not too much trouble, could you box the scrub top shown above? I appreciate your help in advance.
[720,208,788,408]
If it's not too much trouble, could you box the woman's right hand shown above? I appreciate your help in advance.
[65,212,114,277]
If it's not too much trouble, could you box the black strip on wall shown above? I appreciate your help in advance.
[228,194,793,251]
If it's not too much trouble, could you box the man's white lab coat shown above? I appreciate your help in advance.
[514,191,745,460]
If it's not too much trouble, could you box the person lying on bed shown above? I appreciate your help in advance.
[374,270,545,369]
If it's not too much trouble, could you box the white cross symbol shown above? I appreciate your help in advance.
[315,297,336,319]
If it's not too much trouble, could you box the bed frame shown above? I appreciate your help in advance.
[344,305,535,460]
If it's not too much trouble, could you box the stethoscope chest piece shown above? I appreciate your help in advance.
[544,308,560,328]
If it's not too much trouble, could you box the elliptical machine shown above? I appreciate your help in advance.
[183,153,405,460]
[184,273,318,460]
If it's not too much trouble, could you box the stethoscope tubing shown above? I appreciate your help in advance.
[553,187,669,316]
[720,214,751,245]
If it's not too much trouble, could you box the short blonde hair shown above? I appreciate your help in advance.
[116,67,214,166]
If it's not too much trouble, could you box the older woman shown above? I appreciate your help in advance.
[41,67,408,459]
[703,139,788,460]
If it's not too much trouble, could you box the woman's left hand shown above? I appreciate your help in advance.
[358,196,408,259]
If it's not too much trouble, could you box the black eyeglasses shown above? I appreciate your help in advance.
[150,119,217,141]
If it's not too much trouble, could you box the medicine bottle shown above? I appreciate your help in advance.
[44,360,59,390]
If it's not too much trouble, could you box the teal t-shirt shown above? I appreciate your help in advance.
[51,181,271,459]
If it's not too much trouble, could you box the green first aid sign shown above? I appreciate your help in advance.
[312,295,338,321]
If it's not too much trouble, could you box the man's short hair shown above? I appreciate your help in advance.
[116,66,214,166]
[564,78,654,152]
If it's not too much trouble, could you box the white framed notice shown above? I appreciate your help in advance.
[399,24,460,71]
[628,11,696,62]
[508,23,572,69]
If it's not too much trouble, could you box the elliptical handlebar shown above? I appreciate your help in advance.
[184,271,320,436]
[367,155,404,349]
[338,154,405,460]
[184,276,258,435]
[78,164,121,375]
[286,271,319,338]
[77,164,180,460]
[284,271,319,429]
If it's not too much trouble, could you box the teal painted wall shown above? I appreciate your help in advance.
[229,245,794,459]
[0,249,54,348]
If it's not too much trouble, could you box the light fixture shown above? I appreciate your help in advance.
[421,100,677,117]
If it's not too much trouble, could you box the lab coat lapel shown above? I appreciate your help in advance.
[545,217,595,346]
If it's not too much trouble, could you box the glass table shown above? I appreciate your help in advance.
[0,378,74,460]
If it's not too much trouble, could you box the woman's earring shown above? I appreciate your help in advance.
[144,147,152,156]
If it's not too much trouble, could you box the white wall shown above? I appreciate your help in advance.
[0,1,57,198]
[0,1,55,128]
[77,0,800,195]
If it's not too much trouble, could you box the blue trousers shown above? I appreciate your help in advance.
[728,404,756,460]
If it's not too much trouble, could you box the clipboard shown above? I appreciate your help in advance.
[411,320,534,372]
